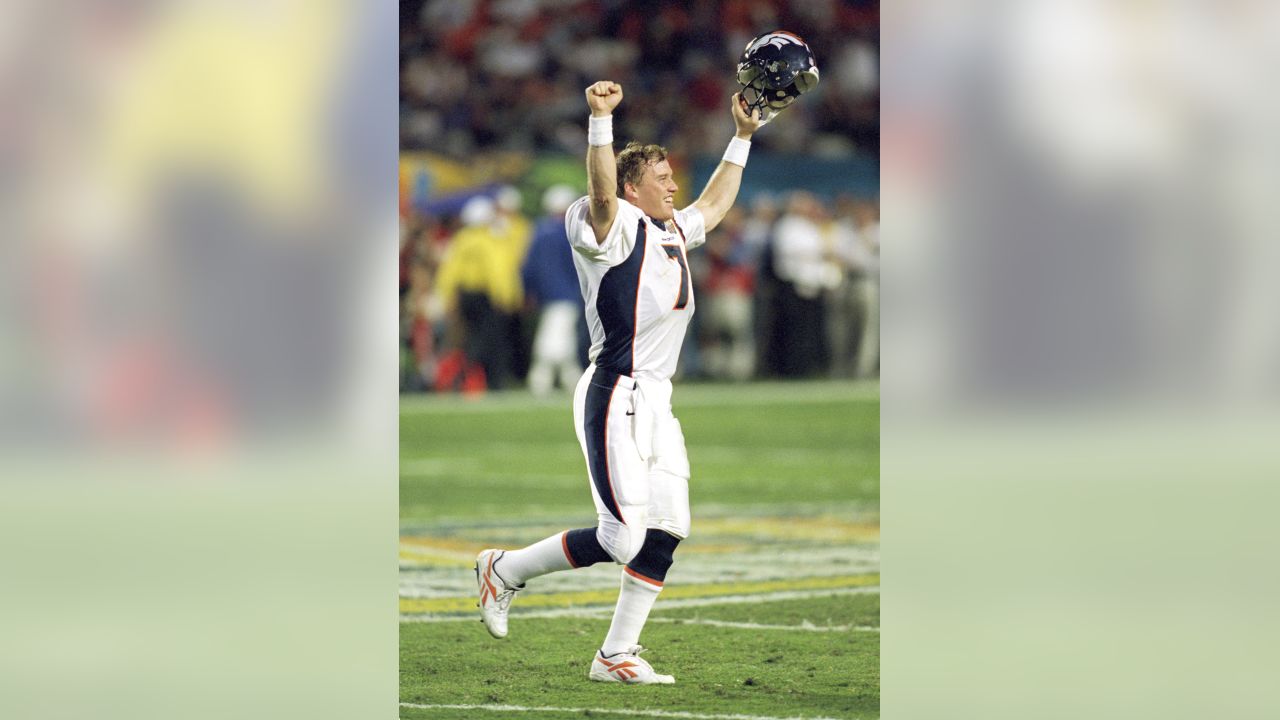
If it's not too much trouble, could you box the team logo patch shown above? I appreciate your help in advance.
[746,31,804,54]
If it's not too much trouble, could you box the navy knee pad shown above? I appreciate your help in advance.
[563,527,612,568]
[625,529,682,585]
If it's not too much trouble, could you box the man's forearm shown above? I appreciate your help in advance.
[694,160,744,232]
[694,105,755,232]
[587,144,617,215]
[586,116,618,241]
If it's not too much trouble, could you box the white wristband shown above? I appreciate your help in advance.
[723,136,751,167]
[588,115,613,146]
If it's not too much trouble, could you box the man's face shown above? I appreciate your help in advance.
[627,160,679,221]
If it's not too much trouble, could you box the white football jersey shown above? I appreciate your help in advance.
[565,197,706,381]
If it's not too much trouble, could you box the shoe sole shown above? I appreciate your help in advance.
[588,669,675,685]
[589,673,676,685]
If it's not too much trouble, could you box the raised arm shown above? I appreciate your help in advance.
[585,81,624,243]
[692,94,764,233]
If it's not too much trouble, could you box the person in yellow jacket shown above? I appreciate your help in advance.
[490,186,534,314]
[434,197,513,390]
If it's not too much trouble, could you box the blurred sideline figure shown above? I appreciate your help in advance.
[434,197,503,393]
[473,80,766,685]
[701,207,757,381]
[493,185,533,382]
[850,199,880,378]
[401,215,437,391]
[744,195,783,377]
[522,185,585,396]
[769,192,836,377]
[824,195,870,379]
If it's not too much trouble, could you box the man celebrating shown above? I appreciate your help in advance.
[474,80,763,685]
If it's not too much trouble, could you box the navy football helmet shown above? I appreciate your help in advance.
[736,31,820,122]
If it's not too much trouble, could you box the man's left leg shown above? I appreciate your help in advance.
[599,520,683,656]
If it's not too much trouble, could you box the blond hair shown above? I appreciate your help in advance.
[616,141,668,199]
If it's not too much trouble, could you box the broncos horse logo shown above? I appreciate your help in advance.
[745,30,806,54]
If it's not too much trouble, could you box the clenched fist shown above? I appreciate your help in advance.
[585,81,623,117]
[730,92,765,137]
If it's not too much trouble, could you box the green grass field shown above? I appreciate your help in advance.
[400,380,880,720]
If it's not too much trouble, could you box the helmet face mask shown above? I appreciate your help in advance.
[736,31,820,124]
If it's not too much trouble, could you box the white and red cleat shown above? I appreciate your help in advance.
[475,549,520,638]
[589,646,675,685]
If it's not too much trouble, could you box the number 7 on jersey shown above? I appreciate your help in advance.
[661,244,690,310]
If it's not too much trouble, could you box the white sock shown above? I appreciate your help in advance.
[495,532,574,587]
[601,570,663,655]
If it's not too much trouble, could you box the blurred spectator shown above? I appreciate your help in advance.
[701,207,758,381]
[824,195,872,378]
[766,192,838,377]
[434,197,508,392]
[521,184,585,396]
[492,185,534,381]
[744,194,782,377]
[400,0,879,160]
[849,198,879,378]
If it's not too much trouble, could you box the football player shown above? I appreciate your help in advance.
[474,33,816,686]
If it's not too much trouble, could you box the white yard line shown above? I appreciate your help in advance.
[400,586,879,623]
[399,702,853,720]
[646,617,879,633]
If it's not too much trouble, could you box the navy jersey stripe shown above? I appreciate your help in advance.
[595,218,648,376]
[583,369,625,524]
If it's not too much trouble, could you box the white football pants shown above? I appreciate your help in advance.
[572,365,691,564]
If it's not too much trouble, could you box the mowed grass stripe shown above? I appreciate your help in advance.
[401,519,878,544]
[400,500,879,535]
[402,391,877,521]
[400,380,878,415]
[399,573,879,614]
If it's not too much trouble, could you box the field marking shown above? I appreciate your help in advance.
[400,550,881,595]
[399,702,852,720]
[400,586,879,623]
[692,516,879,543]
[399,574,879,614]
[646,617,879,633]
[400,524,878,571]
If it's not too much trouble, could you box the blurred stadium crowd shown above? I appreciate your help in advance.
[400,0,879,158]
[401,185,878,394]
[400,0,879,394]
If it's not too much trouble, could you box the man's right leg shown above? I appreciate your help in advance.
[592,414,690,685]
